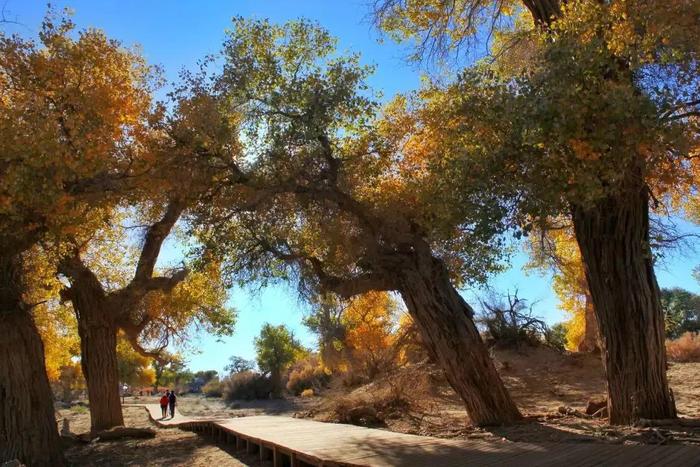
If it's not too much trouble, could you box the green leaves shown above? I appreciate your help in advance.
[254,323,306,375]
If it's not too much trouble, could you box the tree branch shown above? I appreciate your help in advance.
[132,199,186,284]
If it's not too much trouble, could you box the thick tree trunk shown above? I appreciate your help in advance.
[70,283,124,432]
[572,186,676,425]
[397,254,521,426]
[0,254,64,466]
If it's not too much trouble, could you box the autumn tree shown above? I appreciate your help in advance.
[54,52,240,432]
[0,13,156,464]
[342,291,398,378]
[225,355,255,375]
[254,323,306,397]
[58,213,234,432]
[303,294,348,372]
[373,0,700,424]
[116,333,156,389]
[526,225,599,352]
[195,19,521,425]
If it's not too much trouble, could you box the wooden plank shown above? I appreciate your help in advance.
[136,404,700,466]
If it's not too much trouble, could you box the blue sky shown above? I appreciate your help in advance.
[6,1,700,374]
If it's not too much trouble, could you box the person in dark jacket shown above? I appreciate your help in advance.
[168,390,177,418]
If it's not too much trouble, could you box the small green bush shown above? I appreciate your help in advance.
[545,323,568,351]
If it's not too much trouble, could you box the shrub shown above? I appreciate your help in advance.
[544,323,568,351]
[328,383,411,427]
[478,291,549,348]
[202,378,223,398]
[222,371,272,401]
[286,357,330,395]
[666,332,700,362]
[300,388,315,397]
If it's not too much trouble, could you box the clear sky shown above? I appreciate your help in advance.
[6,1,700,375]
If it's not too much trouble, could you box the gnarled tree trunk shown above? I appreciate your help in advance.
[66,268,124,433]
[397,253,521,426]
[0,254,64,466]
[572,184,676,425]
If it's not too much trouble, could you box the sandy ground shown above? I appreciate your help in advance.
[60,405,261,466]
[58,349,700,465]
[306,348,700,445]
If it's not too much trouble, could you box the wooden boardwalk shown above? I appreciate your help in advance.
[140,404,700,466]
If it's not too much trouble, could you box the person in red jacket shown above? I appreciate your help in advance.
[160,391,169,419]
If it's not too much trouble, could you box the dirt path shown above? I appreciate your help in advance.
[61,406,255,466]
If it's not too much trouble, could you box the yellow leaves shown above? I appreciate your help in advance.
[342,291,397,366]
[0,11,157,247]
[117,333,156,387]
[526,224,589,351]
[568,139,600,161]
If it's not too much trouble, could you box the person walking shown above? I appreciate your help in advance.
[168,389,177,418]
[160,391,169,419]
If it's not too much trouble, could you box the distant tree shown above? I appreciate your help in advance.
[302,295,347,372]
[56,362,85,403]
[661,288,700,339]
[116,335,156,390]
[190,370,219,393]
[254,324,306,397]
[153,354,186,390]
[545,323,569,352]
[225,356,255,375]
[342,292,398,378]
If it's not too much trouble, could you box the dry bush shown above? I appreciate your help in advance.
[666,332,700,362]
[478,291,551,349]
[328,384,412,427]
[202,379,223,398]
[325,369,427,427]
[222,371,272,401]
[286,357,330,395]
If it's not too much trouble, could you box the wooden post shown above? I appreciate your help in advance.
[273,447,283,467]
[260,445,273,462]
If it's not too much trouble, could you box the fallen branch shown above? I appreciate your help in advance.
[637,418,700,428]
[557,406,590,419]
[95,426,156,441]
[68,426,157,443]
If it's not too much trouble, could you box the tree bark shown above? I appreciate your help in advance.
[397,253,522,426]
[0,254,65,466]
[66,267,124,433]
[572,185,676,425]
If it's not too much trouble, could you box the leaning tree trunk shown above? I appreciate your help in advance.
[572,184,676,425]
[397,253,521,426]
[70,282,124,432]
[0,254,64,466]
